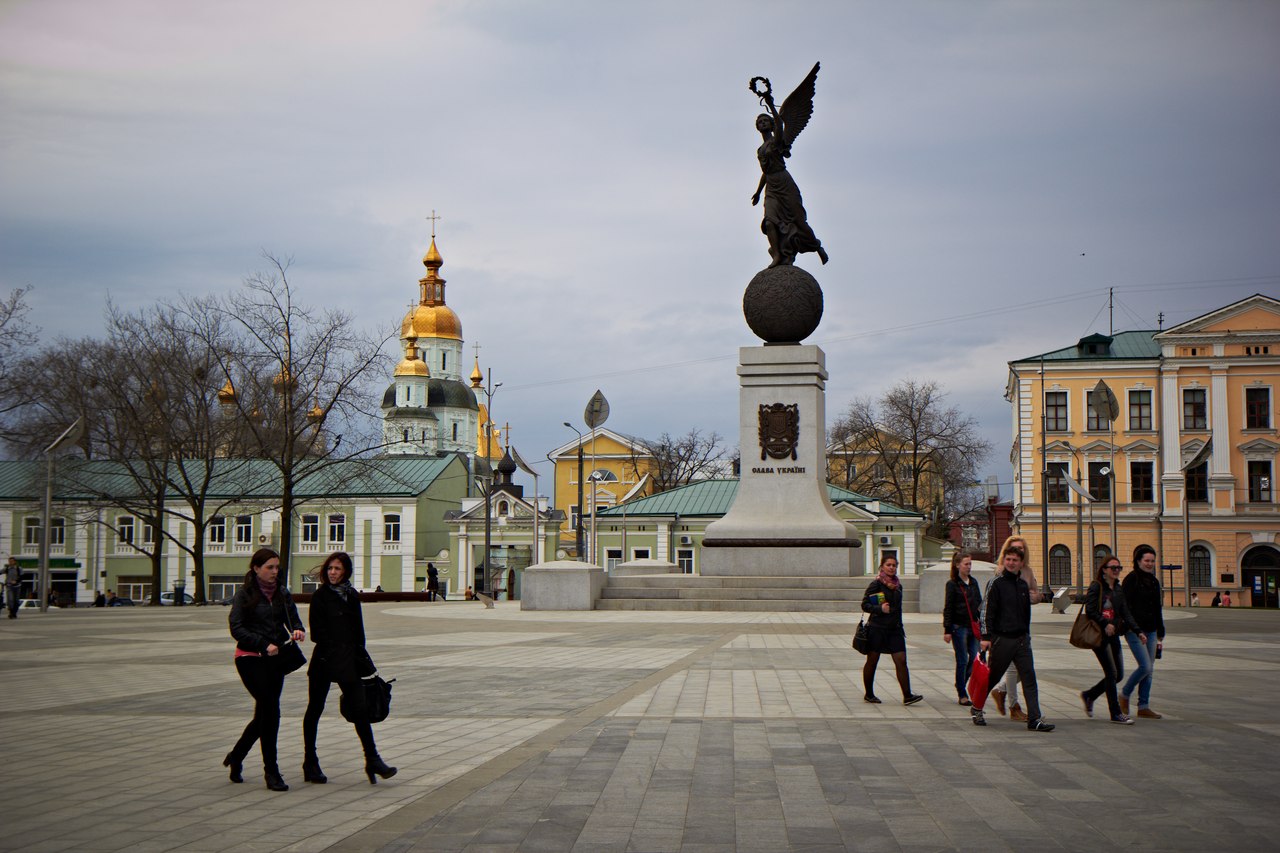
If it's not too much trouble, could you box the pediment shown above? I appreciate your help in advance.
[1159,295,1280,338]
[1238,438,1280,454]
[1079,440,1116,454]
[1122,438,1158,453]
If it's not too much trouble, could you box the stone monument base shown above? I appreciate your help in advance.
[700,540,859,577]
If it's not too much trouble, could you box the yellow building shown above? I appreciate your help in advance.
[1007,294,1280,608]
[547,428,655,558]
[827,428,946,519]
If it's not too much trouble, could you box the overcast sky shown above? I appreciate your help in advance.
[3,0,1278,496]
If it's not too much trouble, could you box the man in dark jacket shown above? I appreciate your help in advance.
[976,543,1054,732]
[1120,544,1165,718]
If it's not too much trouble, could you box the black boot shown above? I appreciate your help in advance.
[364,755,397,785]
[302,755,327,784]
[222,752,243,784]
[264,767,289,791]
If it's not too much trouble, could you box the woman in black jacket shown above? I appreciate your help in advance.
[1081,555,1146,725]
[942,551,982,705]
[301,551,397,785]
[225,548,305,791]
[861,554,922,706]
[1120,544,1165,719]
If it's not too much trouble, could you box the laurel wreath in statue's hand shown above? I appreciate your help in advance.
[749,76,772,102]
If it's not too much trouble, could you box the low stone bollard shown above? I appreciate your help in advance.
[521,560,605,611]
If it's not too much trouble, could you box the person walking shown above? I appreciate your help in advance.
[943,550,982,705]
[1222,590,1232,607]
[4,557,22,619]
[426,562,440,602]
[986,535,1050,722]
[861,554,922,706]
[974,541,1054,731]
[1080,555,1144,725]
[225,548,305,791]
[1210,591,1221,607]
[1121,544,1165,719]
[301,551,397,785]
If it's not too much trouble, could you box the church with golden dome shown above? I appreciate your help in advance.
[381,232,503,465]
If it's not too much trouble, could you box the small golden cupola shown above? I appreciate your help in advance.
[470,357,483,388]
[394,336,431,378]
[400,237,462,342]
[217,378,237,406]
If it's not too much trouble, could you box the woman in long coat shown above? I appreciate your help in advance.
[225,548,304,791]
[861,553,923,706]
[301,551,397,784]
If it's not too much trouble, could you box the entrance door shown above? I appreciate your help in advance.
[1241,546,1280,609]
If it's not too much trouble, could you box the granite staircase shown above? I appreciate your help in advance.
[596,574,920,612]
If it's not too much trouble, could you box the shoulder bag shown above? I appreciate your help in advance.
[851,618,870,655]
[1068,603,1104,649]
[341,674,396,724]
[273,617,306,675]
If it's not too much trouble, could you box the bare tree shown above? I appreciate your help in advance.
[828,380,991,527]
[630,428,728,494]
[0,287,38,445]
[195,253,394,585]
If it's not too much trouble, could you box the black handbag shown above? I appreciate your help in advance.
[341,674,395,724]
[273,617,306,675]
[851,618,870,655]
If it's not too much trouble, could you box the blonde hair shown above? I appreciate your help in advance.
[997,535,1040,594]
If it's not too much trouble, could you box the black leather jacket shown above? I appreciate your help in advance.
[229,582,303,654]
[861,578,903,632]
[943,577,982,632]
[1085,580,1141,637]
[1121,569,1165,639]
[982,569,1032,640]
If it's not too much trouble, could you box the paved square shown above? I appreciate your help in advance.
[1,602,1276,852]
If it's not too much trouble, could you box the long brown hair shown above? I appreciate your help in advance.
[950,550,972,582]
[242,547,282,606]
[310,551,353,585]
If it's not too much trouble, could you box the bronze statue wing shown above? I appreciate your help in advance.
[779,62,820,147]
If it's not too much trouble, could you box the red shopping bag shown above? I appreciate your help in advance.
[967,654,990,710]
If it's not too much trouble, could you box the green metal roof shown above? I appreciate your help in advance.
[0,454,464,502]
[1012,329,1159,363]
[596,479,922,519]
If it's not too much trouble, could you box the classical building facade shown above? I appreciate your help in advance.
[1007,294,1280,607]
[547,428,656,557]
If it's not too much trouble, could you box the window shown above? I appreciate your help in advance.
[49,517,66,550]
[441,352,447,371]
[676,548,694,574]
[1044,392,1068,431]
[1128,389,1152,431]
[1048,545,1071,587]
[1088,462,1111,502]
[142,521,156,546]
[384,513,401,543]
[1183,388,1207,430]
[1086,390,1111,431]
[452,423,459,441]
[1246,387,1271,429]
[1045,462,1069,503]
[301,515,320,545]
[631,548,651,560]
[235,515,253,546]
[1245,345,1270,356]
[605,548,622,573]
[1185,462,1208,502]
[1130,461,1154,503]
[328,514,346,544]
[208,516,226,546]
[117,516,135,546]
[1189,545,1212,587]
[23,517,40,546]
[208,576,241,602]
[569,505,580,531]
[1248,460,1272,503]
[1093,545,1112,569]
[497,500,510,516]
[118,577,150,602]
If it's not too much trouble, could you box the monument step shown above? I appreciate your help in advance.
[600,587,863,602]
[605,574,919,589]
[594,598,860,612]
[597,574,920,612]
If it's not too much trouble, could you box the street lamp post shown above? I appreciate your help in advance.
[1091,380,1120,556]
[481,368,501,594]
[40,417,84,614]
[563,422,585,558]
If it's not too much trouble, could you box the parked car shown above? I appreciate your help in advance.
[107,596,135,606]
[159,591,195,606]
[18,598,38,609]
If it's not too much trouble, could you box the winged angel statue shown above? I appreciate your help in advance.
[750,62,828,268]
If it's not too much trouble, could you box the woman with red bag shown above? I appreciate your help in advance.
[943,551,982,705]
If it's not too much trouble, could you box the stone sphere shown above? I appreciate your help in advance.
[743,265,824,344]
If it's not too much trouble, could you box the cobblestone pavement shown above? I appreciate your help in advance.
[1,601,1276,852]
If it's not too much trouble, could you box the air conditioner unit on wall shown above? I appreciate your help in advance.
[878,535,892,546]
[258,534,269,544]
[679,536,693,545]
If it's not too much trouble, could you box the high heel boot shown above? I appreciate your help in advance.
[364,755,398,785]
[222,752,243,784]
[302,755,327,784]
[264,767,289,792]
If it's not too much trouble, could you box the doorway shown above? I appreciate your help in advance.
[1241,546,1280,609]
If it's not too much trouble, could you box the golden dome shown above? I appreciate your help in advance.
[470,358,483,387]
[217,379,237,405]
[394,337,431,377]
[400,304,461,341]
[423,237,442,266]
[307,402,325,423]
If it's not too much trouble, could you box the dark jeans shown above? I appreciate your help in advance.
[1084,635,1124,718]
[230,656,286,771]
[951,624,979,698]
[6,586,20,618]
[303,676,377,760]
[985,635,1041,722]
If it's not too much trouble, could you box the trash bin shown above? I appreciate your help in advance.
[172,581,186,607]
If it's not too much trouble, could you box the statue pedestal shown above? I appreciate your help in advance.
[702,344,859,576]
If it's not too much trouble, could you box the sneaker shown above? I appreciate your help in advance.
[1110,714,1134,725]
[1120,696,1130,716]
[1137,708,1162,719]
[863,695,882,704]
[903,694,924,706]
[990,688,1007,716]
[1027,718,1055,732]
[1010,703,1028,723]
[1080,691,1094,718]
[972,709,987,726]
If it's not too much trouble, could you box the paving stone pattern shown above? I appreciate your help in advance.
[0,601,1276,852]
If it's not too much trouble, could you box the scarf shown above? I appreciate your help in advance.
[256,577,278,601]
[876,569,900,590]
[331,579,355,602]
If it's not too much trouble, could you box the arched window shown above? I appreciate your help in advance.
[1093,545,1112,571]
[1189,545,1211,587]
[441,352,447,371]
[452,423,459,441]
[590,469,618,482]
[402,429,409,442]
[1049,545,1072,587]
[497,500,510,516]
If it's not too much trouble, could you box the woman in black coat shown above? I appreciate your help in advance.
[225,548,305,791]
[1080,555,1146,725]
[301,551,397,785]
[861,553,922,706]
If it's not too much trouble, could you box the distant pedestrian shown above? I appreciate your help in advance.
[426,563,440,601]
[301,551,397,786]
[93,592,106,607]
[464,586,474,601]
[1080,555,1143,725]
[1210,591,1221,607]
[987,535,1050,722]
[943,550,982,705]
[224,548,305,792]
[106,590,117,606]
[1120,544,1165,719]
[1190,592,1200,607]
[3,557,21,619]
[860,554,922,706]
[974,540,1054,731]
[1222,590,1232,607]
